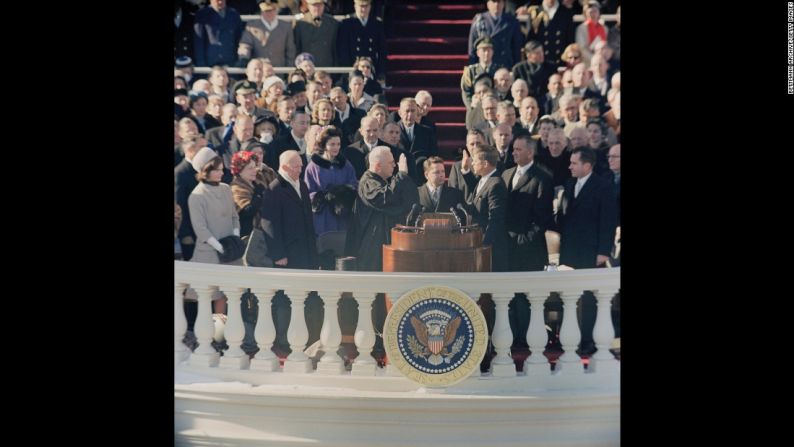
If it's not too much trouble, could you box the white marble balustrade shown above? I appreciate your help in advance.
[175,261,619,382]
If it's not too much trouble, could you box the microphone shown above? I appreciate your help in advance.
[455,203,469,232]
[405,203,421,226]
[413,206,426,227]
[450,206,463,227]
[455,203,468,222]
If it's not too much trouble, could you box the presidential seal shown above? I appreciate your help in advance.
[383,286,488,387]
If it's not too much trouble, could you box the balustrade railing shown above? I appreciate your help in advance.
[175,261,619,383]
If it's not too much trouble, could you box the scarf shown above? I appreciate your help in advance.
[585,19,607,46]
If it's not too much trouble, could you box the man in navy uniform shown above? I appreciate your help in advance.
[337,0,388,82]
[467,0,523,69]
[524,0,576,66]
[193,0,245,67]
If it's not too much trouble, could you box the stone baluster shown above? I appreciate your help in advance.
[189,285,221,367]
[251,287,280,372]
[589,289,620,374]
[316,289,345,375]
[175,283,189,365]
[524,290,552,376]
[351,292,377,376]
[555,290,584,375]
[490,292,517,377]
[283,289,312,373]
[219,287,250,370]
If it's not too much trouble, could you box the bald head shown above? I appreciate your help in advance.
[359,116,380,144]
[368,146,394,179]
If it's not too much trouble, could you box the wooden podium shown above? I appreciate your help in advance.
[382,213,491,272]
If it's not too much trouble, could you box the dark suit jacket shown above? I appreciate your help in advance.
[541,92,561,117]
[555,173,618,269]
[336,15,388,75]
[195,114,222,134]
[465,172,509,272]
[205,123,233,149]
[343,138,384,181]
[510,61,557,99]
[501,163,554,271]
[417,183,465,214]
[266,133,308,178]
[388,112,437,137]
[336,106,367,146]
[174,159,199,241]
[398,121,437,165]
[260,173,318,269]
[448,160,506,203]
[525,5,575,66]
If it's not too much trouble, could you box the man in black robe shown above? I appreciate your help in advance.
[344,146,418,361]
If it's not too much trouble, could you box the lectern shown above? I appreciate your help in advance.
[382,213,491,272]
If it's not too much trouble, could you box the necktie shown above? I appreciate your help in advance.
[574,180,583,198]
[432,188,440,207]
[512,171,522,190]
[297,138,305,153]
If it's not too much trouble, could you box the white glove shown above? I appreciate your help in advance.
[232,227,240,237]
[207,237,224,253]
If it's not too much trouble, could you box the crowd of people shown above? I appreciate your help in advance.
[175,0,621,367]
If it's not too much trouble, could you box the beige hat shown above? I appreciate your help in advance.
[191,147,219,172]
[262,75,285,93]
[258,0,277,12]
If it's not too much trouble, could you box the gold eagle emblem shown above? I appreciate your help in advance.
[408,315,464,366]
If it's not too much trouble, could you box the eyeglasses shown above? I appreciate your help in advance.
[607,155,620,159]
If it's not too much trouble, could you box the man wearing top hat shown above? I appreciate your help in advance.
[337,0,388,82]
[237,0,296,68]
[294,0,338,69]
[461,36,503,109]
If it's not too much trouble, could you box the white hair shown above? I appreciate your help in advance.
[368,146,392,169]
[279,149,300,166]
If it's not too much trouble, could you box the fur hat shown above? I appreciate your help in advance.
[294,52,315,67]
[218,235,246,264]
[191,146,218,172]
[262,75,285,93]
